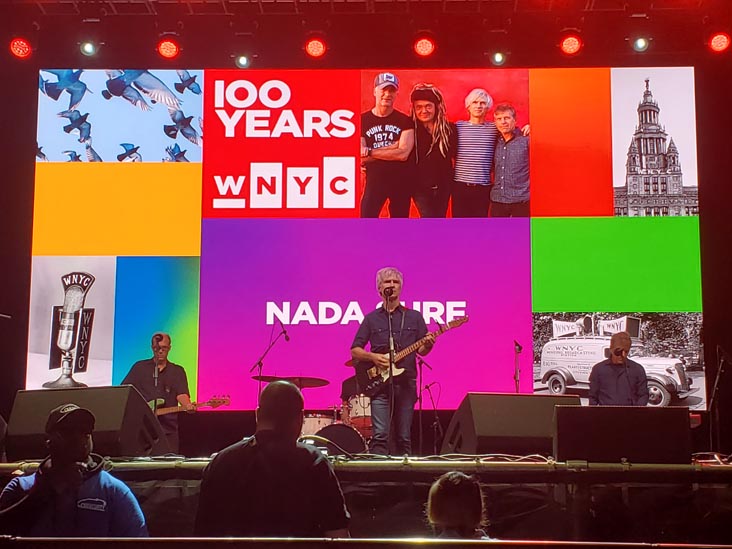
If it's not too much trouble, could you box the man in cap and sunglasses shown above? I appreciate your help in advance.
[0,404,148,536]
[588,331,649,406]
[360,72,415,218]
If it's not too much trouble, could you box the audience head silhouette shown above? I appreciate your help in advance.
[427,471,487,539]
[256,380,304,440]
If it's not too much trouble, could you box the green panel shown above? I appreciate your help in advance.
[531,217,701,312]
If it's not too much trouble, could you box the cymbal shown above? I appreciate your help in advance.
[252,375,329,388]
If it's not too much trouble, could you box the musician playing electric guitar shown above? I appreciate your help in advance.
[121,332,194,454]
[350,267,436,456]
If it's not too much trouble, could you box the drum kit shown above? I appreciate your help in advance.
[251,371,372,455]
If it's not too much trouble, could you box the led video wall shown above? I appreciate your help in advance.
[27,67,705,411]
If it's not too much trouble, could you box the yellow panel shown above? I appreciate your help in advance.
[32,163,202,256]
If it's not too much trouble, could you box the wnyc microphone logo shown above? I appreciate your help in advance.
[202,70,361,218]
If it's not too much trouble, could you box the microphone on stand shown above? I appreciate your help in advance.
[514,340,523,353]
[57,287,84,352]
[383,287,394,298]
[278,318,290,342]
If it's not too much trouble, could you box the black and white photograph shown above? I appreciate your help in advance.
[532,311,705,410]
[611,67,698,217]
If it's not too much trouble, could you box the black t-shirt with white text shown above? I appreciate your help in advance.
[361,109,415,185]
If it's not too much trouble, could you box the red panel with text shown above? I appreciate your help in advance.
[203,70,362,218]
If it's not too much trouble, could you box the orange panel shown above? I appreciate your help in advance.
[32,163,202,256]
[529,68,614,217]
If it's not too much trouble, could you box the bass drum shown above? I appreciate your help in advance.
[314,424,367,456]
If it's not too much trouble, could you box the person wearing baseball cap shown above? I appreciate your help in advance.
[0,403,148,537]
[360,72,415,218]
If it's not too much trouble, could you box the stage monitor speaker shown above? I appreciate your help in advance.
[440,392,581,456]
[553,405,691,464]
[6,386,170,461]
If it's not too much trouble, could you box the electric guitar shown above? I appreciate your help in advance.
[148,396,230,416]
[354,316,469,397]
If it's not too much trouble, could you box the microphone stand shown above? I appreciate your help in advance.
[152,357,160,416]
[425,382,442,455]
[513,340,522,393]
[709,345,730,452]
[249,328,287,406]
[386,301,396,455]
[417,356,433,456]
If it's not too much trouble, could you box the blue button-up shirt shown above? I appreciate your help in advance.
[491,128,530,204]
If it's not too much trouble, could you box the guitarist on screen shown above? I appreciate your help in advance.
[121,332,194,454]
[350,267,436,456]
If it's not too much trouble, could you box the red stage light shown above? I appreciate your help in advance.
[157,38,180,59]
[560,34,583,55]
[414,36,436,57]
[9,37,32,59]
[305,37,327,59]
[709,32,731,53]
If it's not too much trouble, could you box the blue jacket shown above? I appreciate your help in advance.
[0,454,148,537]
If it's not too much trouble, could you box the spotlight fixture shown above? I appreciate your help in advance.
[708,32,731,53]
[79,41,98,56]
[234,55,251,68]
[559,33,583,56]
[489,51,507,66]
[632,37,650,52]
[413,34,436,57]
[9,37,33,59]
[304,36,327,59]
[157,36,181,59]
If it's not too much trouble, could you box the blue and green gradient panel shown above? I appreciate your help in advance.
[112,256,201,398]
[531,216,702,313]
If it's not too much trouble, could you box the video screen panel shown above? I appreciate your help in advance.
[27,67,705,411]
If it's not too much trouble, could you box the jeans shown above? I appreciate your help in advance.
[369,378,417,456]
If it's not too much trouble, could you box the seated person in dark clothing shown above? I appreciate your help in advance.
[589,331,649,406]
[194,381,350,537]
[427,471,490,539]
[0,404,148,537]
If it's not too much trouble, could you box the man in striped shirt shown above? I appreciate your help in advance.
[452,88,497,217]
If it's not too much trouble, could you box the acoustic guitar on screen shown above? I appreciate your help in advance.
[147,396,230,416]
[354,316,469,397]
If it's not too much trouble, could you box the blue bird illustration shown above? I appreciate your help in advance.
[103,70,180,110]
[164,108,201,146]
[85,139,103,162]
[42,70,91,110]
[36,143,49,162]
[101,70,151,111]
[163,143,189,162]
[58,110,91,143]
[63,150,82,162]
[117,143,142,162]
[175,70,202,95]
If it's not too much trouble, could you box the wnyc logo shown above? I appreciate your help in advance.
[202,70,361,218]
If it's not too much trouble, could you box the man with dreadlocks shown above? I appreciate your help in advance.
[410,84,457,218]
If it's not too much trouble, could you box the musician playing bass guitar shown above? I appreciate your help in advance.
[350,267,435,456]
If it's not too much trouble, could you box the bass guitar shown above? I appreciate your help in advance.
[354,316,468,397]
[148,396,230,416]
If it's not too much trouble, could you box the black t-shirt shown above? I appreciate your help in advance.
[121,359,190,435]
[351,306,428,381]
[414,121,457,189]
[194,432,350,537]
[361,109,415,185]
